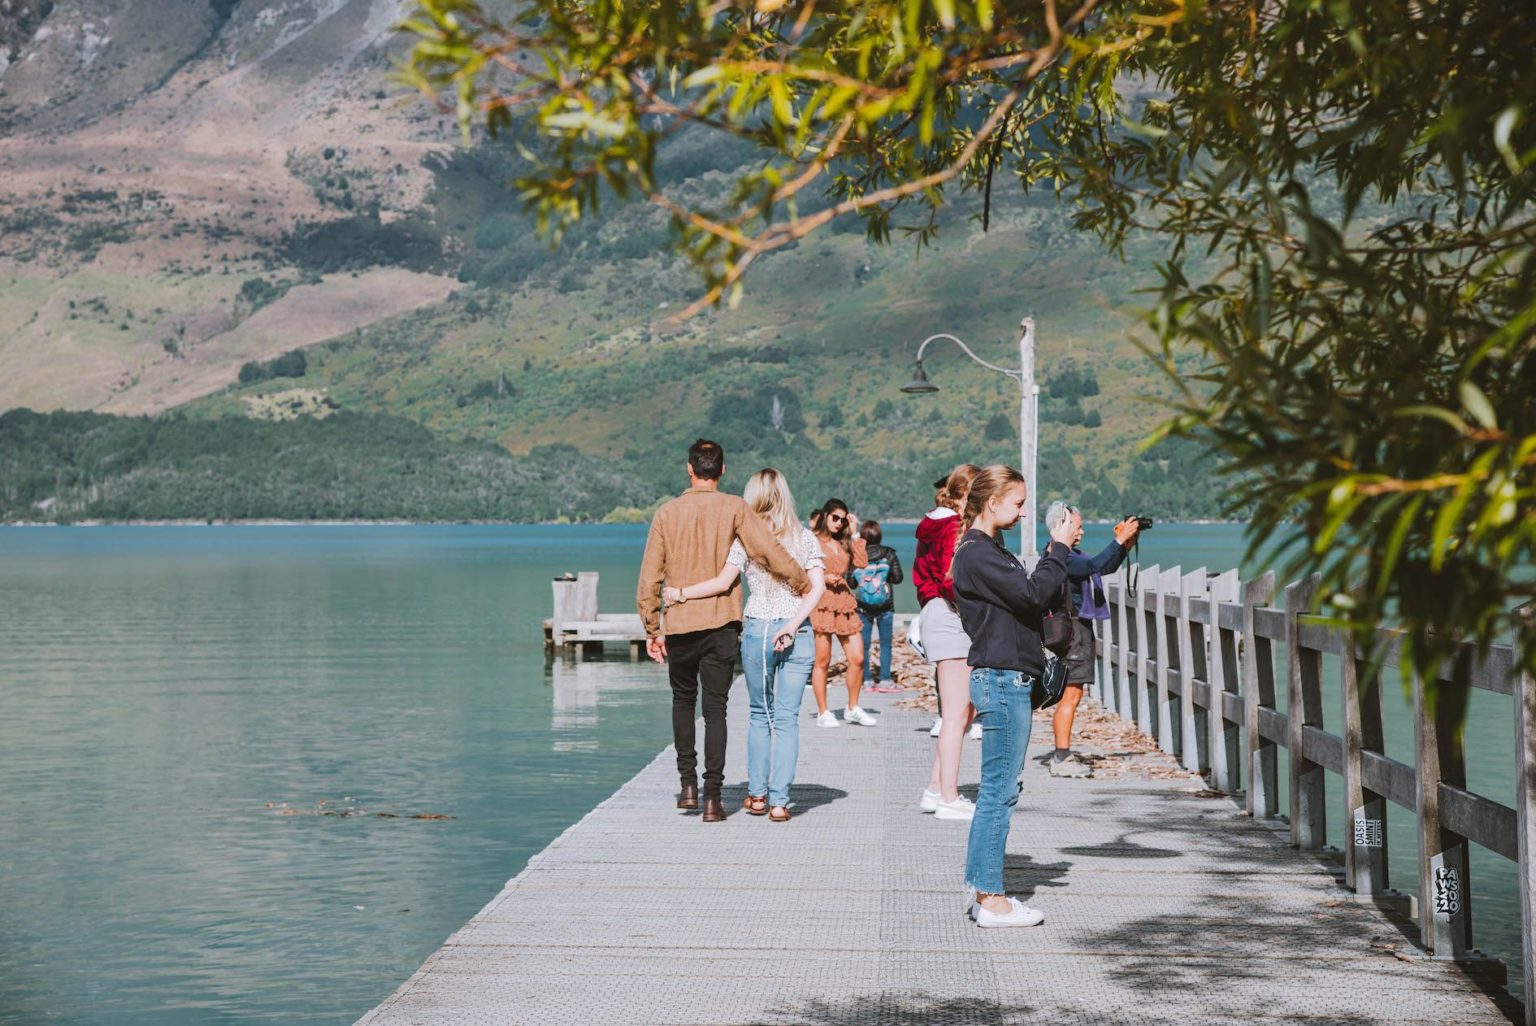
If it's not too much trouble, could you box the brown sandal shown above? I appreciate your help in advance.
[768,806,791,822]
[743,795,768,816]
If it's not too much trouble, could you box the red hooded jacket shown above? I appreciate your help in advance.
[912,508,962,606]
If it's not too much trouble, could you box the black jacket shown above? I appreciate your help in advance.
[847,542,905,611]
[952,530,1070,676]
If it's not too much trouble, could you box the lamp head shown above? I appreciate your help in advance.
[900,361,939,394]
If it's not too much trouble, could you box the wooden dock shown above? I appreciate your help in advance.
[542,572,913,660]
[354,686,1521,1024]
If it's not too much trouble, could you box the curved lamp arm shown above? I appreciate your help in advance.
[913,318,1033,382]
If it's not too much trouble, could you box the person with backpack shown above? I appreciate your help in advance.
[850,520,904,692]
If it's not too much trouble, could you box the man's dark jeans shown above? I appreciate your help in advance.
[666,624,741,800]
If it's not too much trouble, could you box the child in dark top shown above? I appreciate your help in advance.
[850,520,904,692]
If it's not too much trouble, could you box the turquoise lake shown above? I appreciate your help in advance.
[0,523,1522,1022]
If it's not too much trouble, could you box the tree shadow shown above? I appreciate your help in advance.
[1058,831,1181,859]
[1001,852,1073,900]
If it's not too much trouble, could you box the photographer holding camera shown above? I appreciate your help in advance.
[1042,504,1145,778]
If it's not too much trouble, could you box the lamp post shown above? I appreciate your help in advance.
[901,317,1040,560]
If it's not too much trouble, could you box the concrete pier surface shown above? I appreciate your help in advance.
[355,687,1517,1026]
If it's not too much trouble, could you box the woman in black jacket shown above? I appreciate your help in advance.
[951,465,1077,928]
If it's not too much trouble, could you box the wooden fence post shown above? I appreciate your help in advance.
[1244,571,1278,820]
[1207,570,1242,793]
[1415,664,1473,958]
[1116,566,1135,723]
[1138,564,1160,739]
[1179,568,1208,773]
[1156,566,1182,754]
[1513,603,1536,1026]
[1341,626,1389,895]
[1286,575,1327,849]
[1098,568,1120,719]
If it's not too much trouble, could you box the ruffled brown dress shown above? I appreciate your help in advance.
[810,535,867,636]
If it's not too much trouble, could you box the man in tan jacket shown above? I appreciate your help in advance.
[637,439,809,821]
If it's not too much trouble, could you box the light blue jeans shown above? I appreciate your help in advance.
[741,617,815,807]
[963,667,1036,895]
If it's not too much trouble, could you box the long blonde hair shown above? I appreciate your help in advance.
[744,468,801,547]
[936,463,982,513]
[951,465,1026,575]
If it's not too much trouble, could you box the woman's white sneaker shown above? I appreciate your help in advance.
[844,706,879,726]
[967,722,982,741]
[934,795,976,821]
[928,716,943,737]
[919,788,941,812]
[974,897,1045,928]
[815,711,842,728]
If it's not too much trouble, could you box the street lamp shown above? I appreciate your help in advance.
[900,317,1040,560]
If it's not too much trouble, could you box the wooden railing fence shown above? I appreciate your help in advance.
[1096,567,1535,1022]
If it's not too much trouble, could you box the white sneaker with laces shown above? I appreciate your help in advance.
[920,788,941,813]
[815,711,842,728]
[928,716,943,738]
[934,795,976,821]
[967,722,982,741]
[974,897,1045,928]
[844,706,879,727]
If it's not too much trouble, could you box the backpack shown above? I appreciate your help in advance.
[850,560,892,608]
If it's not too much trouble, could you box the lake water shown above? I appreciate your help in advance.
[0,523,1523,1023]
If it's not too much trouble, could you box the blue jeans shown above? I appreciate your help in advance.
[858,606,894,683]
[963,667,1036,894]
[741,617,815,807]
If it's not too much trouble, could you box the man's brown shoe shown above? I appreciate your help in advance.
[677,783,699,810]
[700,797,726,822]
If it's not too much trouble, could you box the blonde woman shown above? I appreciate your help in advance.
[664,469,826,821]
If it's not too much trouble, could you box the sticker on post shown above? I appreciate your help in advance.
[1432,866,1462,917]
[1353,817,1383,849]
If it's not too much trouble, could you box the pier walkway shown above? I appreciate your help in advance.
[355,686,1515,1025]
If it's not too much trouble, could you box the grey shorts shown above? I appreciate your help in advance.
[1065,620,1097,685]
[918,598,972,663]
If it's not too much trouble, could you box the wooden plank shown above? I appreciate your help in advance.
[1097,573,1117,718]
[1373,627,1516,696]
[1114,568,1135,723]
[1286,576,1326,850]
[1179,568,1207,774]
[1300,724,1344,775]
[1253,606,1287,641]
[1138,564,1160,739]
[1437,784,1518,862]
[1296,621,1346,656]
[1207,570,1243,794]
[1360,750,1417,811]
[1415,669,1473,958]
[1244,571,1279,820]
[1156,566,1182,753]
[1514,602,1536,1026]
[1342,627,1391,895]
[1257,706,1289,746]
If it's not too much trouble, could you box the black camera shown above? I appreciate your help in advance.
[1124,514,1154,531]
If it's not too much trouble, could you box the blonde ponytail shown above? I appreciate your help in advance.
[949,465,1026,577]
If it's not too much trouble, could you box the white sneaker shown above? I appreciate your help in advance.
[929,716,943,738]
[967,722,982,741]
[815,711,842,729]
[934,795,976,821]
[920,788,941,813]
[974,897,1045,928]
[844,706,879,726]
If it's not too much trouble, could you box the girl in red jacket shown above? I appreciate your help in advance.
[912,463,981,819]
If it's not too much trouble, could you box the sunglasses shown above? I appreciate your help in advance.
[826,514,847,524]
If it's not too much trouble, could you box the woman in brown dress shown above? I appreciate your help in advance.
[808,499,876,727]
